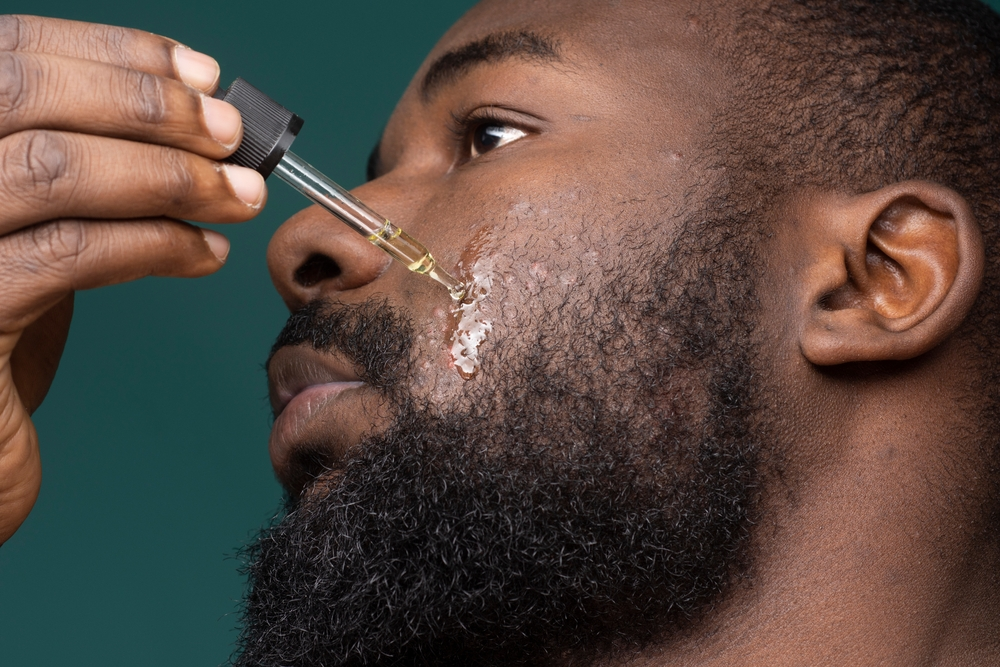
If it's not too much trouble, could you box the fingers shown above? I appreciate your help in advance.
[0,217,229,334]
[0,17,256,234]
[0,130,266,235]
[0,51,242,157]
[0,15,217,92]
[0,16,243,546]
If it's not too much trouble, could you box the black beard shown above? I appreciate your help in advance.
[237,216,764,666]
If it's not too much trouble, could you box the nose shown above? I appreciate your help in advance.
[267,200,392,311]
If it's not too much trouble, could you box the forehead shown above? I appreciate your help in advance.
[440,0,709,58]
[408,0,726,117]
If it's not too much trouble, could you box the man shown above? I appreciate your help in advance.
[0,0,998,664]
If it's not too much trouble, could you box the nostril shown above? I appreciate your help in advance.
[294,253,342,287]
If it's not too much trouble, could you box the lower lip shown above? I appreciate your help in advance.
[269,381,365,466]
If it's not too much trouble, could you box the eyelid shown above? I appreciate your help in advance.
[449,105,544,163]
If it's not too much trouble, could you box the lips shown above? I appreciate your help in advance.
[268,345,364,416]
[267,345,372,493]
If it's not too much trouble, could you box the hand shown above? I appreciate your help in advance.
[0,15,266,544]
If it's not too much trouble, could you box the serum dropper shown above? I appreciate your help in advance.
[216,78,467,302]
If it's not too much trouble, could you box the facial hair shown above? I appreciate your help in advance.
[236,207,764,666]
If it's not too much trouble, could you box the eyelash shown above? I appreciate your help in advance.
[449,107,531,161]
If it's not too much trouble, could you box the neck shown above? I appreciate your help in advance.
[625,368,1000,666]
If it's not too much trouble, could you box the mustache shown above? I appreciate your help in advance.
[267,298,415,391]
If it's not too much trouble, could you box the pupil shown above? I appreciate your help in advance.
[475,125,505,151]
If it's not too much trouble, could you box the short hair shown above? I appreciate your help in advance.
[705,0,1000,491]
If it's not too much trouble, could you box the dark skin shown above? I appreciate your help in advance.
[0,14,261,543]
[2,1,998,664]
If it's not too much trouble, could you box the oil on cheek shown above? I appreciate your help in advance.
[451,257,494,379]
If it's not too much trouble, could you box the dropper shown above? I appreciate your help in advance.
[216,78,466,301]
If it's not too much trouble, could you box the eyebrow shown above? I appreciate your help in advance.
[366,30,561,181]
[420,29,561,101]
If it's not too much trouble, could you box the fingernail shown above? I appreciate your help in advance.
[201,229,230,263]
[202,96,242,148]
[223,164,266,207]
[175,46,220,92]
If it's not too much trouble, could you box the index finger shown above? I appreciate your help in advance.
[0,15,219,92]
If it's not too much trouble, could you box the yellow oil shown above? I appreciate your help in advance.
[368,220,467,301]
[406,254,436,274]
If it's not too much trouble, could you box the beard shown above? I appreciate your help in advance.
[236,203,765,666]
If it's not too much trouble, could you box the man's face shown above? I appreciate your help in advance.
[264,0,727,486]
[248,2,765,665]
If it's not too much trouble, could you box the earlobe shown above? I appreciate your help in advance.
[799,181,984,366]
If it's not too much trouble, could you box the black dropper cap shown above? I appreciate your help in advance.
[214,78,304,179]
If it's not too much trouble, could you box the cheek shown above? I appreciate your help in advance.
[474,218,606,306]
[413,305,461,386]
[406,182,624,401]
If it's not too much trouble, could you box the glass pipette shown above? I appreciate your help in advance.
[215,78,466,301]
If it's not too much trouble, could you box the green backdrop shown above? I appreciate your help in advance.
[2,1,999,665]
[0,1,476,665]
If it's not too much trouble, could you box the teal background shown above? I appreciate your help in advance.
[0,1,476,665]
[2,1,999,665]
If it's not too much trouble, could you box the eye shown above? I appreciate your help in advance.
[450,107,537,164]
[470,123,527,158]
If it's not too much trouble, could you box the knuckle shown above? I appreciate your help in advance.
[0,130,72,199]
[0,52,27,116]
[90,24,134,68]
[0,15,25,52]
[24,220,87,271]
[156,147,195,204]
[120,69,165,125]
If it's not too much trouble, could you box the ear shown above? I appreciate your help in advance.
[799,181,984,365]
